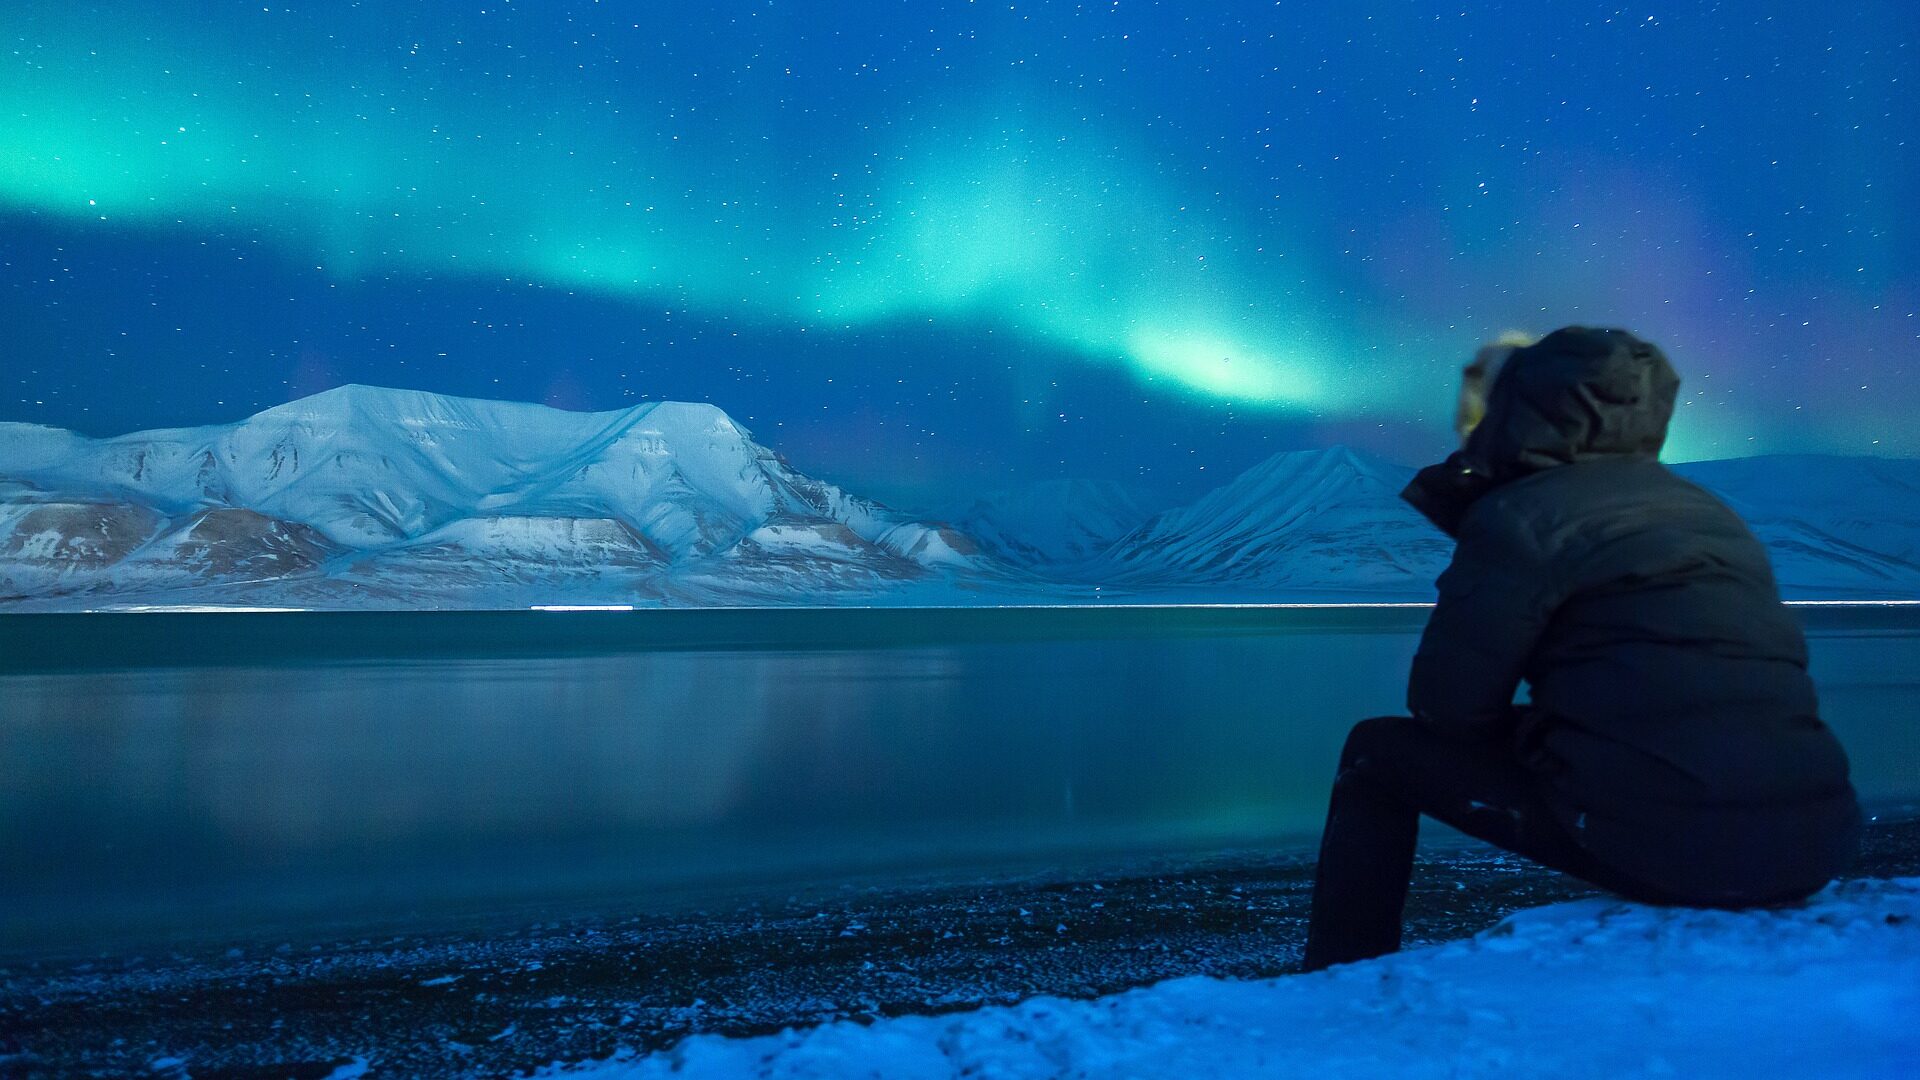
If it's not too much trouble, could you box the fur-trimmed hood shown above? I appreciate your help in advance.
[1404,327,1680,535]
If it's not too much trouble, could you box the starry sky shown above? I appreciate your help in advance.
[2,1,1915,510]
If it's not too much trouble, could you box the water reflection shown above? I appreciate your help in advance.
[1,622,1913,955]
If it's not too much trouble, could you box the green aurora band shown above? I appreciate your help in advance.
[0,10,1342,412]
[5,2,1913,466]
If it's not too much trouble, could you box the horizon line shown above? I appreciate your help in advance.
[36,599,1920,614]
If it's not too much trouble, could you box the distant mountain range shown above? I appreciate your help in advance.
[1076,447,1452,596]
[0,386,995,609]
[958,479,1167,568]
[2,386,1916,608]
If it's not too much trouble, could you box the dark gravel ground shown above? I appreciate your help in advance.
[5,814,1918,1080]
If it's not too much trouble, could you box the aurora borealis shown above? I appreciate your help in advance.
[2,2,1915,507]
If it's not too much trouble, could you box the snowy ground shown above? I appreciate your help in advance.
[546,878,1920,1080]
[6,820,1916,1077]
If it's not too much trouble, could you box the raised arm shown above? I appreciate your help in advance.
[1407,503,1559,741]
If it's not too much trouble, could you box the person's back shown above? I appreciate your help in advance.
[1303,325,1861,971]
[1453,460,1859,903]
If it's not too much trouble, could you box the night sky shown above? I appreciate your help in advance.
[2,2,1914,510]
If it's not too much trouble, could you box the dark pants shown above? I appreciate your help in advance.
[1301,715,1673,972]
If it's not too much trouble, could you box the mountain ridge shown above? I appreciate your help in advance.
[0,386,998,608]
[1080,445,1449,593]
[4,386,1918,607]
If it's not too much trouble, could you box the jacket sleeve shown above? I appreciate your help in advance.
[1407,504,1558,741]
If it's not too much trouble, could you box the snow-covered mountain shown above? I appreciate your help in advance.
[1054,447,1920,601]
[0,386,995,608]
[1672,455,1920,597]
[3,386,1916,608]
[1078,447,1451,597]
[958,479,1165,567]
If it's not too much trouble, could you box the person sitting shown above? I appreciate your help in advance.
[1300,325,1861,972]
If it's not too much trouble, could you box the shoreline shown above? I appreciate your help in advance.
[5,601,1919,673]
[7,815,1918,1078]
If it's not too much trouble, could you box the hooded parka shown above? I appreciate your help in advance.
[1400,326,1860,904]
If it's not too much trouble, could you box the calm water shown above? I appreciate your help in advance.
[3,608,1916,957]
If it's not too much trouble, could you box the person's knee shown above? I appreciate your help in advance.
[1341,715,1417,764]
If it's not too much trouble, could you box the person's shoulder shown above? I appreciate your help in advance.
[1612,460,1754,530]
[1453,476,1563,562]
[1460,459,1721,558]
[1486,458,1716,513]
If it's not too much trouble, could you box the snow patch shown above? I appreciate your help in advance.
[540,878,1920,1079]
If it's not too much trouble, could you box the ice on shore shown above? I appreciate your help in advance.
[546,877,1920,1079]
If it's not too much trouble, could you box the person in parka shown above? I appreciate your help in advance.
[1300,325,1861,972]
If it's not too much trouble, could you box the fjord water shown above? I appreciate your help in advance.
[3,607,1916,958]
